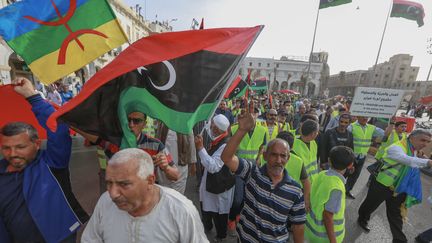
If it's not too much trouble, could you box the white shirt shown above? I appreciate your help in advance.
[158,130,197,194]
[47,90,62,106]
[198,144,234,214]
[82,185,209,243]
[386,145,430,168]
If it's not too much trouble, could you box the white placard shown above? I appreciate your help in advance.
[350,87,405,119]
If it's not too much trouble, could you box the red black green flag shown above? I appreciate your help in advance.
[224,75,248,99]
[250,77,268,91]
[319,0,352,9]
[391,0,425,27]
[47,26,263,148]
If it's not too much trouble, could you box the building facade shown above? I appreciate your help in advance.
[240,52,327,96]
[0,0,171,85]
[325,54,424,99]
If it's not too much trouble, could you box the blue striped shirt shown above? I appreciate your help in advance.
[236,158,306,243]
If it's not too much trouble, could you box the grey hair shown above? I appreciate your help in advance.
[108,148,154,179]
[266,138,290,152]
[1,122,39,141]
[409,129,432,138]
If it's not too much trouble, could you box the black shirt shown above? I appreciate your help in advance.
[320,127,354,164]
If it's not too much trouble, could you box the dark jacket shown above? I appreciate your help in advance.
[320,127,354,164]
[0,95,88,243]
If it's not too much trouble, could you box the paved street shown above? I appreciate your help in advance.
[68,135,432,243]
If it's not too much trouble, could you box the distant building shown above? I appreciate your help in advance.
[240,52,327,96]
[325,54,424,100]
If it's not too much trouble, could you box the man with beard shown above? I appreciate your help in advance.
[0,77,88,243]
[260,108,279,141]
[195,114,234,242]
[221,110,306,243]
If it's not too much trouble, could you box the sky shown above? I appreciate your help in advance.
[124,0,432,80]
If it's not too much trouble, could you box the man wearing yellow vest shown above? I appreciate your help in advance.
[345,116,384,199]
[375,121,407,161]
[277,110,291,132]
[277,131,311,212]
[260,109,279,141]
[358,129,432,243]
[292,120,320,184]
[305,146,355,243]
[228,106,267,232]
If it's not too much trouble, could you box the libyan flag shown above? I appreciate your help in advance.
[224,75,249,99]
[319,0,352,9]
[47,26,263,148]
[391,0,425,27]
[250,78,268,91]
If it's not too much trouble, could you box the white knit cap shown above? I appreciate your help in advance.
[212,114,230,132]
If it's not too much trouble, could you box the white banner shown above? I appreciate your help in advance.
[350,87,405,119]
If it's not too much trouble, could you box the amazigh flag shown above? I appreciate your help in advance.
[224,75,248,99]
[391,0,425,27]
[319,0,352,9]
[250,77,268,91]
[47,26,263,148]
[0,0,128,85]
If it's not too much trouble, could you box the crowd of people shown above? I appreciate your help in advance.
[1,77,432,243]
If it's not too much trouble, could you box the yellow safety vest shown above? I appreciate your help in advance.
[96,146,108,170]
[375,131,407,160]
[232,124,267,160]
[331,110,339,118]
[292,137,318,183]
[285,152,303,185]
[143,117,156,137]
[306,171,346,243]
[279,122,291,133]
[259,121,280,141]
[352,123,375,156]
[376,140,408,187]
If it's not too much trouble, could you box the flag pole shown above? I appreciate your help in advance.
[304,2,321,96]
[373,0,393,72]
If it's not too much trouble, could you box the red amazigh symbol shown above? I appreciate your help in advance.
[24,0,108,65]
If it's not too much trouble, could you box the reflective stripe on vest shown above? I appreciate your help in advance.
[232,124,266,160]
[305,171,346,243]
[292,138,318,184]
[352,123,375,155]
[376,141,407,187]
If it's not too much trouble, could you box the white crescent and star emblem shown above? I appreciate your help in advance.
[137,60,177,91]
[234,87,240,93]
[407,6,420,16]
[252,82,257,86]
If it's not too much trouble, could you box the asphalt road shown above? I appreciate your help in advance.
[68,136,432,243]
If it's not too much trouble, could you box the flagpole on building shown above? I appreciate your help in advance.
[304,2,321,96]
[373,0,393,72]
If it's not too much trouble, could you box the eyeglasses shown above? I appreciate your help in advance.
[127,118,144,125]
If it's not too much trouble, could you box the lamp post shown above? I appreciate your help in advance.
[426,38,432,81]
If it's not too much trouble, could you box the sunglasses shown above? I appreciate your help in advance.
[127,118,144,125]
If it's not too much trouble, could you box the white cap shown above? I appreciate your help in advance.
[212,114,230,132]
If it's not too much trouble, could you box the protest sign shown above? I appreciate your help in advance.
[350,87,404,119]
